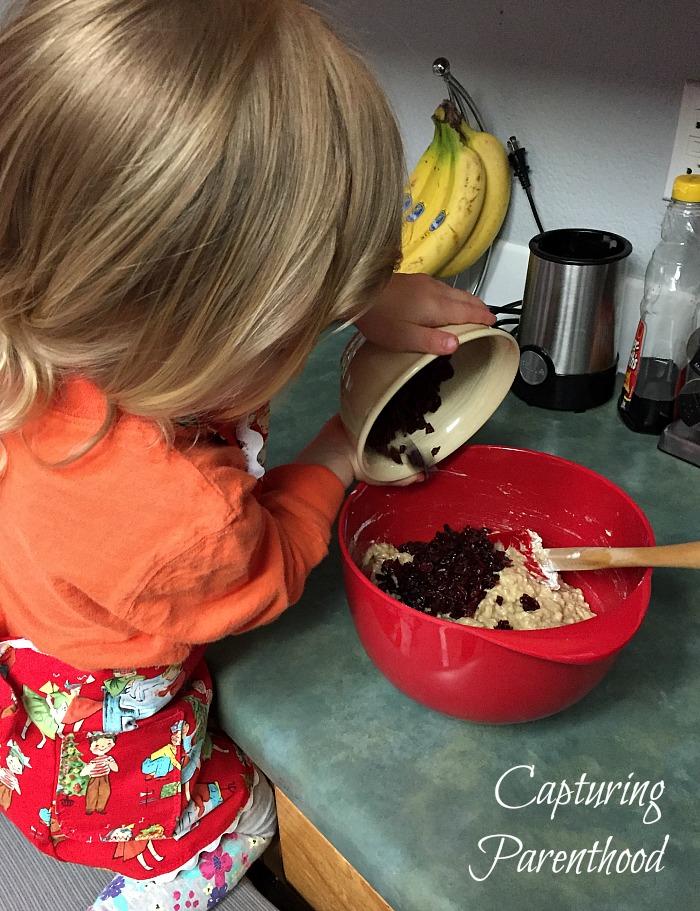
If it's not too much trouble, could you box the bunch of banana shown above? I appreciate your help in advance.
[398,100,511,278]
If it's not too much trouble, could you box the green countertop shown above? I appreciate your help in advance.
[208,328,700,911]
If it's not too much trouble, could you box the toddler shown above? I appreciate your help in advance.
[0,1,494,909]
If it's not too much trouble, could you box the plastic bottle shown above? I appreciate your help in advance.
[618,174,700,434]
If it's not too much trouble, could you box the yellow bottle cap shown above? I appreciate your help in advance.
[671,174,700,203]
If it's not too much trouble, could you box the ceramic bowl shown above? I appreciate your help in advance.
[339,323,519,483]
[339,445,654,724]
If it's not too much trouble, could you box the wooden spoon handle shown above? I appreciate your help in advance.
[544,541,700,572]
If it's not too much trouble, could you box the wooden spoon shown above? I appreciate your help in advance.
[543,541,700,572]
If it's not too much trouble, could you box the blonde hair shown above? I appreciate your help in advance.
[0,0,404,446]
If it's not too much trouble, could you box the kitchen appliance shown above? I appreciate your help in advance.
[512,228,632,411]
[658,327,700,468]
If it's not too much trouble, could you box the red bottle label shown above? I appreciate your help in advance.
[621,321,645,403]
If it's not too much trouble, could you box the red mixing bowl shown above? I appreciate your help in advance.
[339,445,654,723]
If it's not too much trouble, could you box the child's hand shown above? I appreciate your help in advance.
[354,272,495,356]
[294,415,429,489]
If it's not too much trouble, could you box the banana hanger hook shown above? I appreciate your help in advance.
[432,57,487,133]
[432,57,490,295]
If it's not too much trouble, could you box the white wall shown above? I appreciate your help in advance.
[317,0,700,283]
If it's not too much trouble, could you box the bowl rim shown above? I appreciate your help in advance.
[339,444,655,664]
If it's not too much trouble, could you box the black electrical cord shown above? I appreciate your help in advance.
[488,300,522,331]
[507,136,544,234]
[494,317,520,330]
[489,301,522,315]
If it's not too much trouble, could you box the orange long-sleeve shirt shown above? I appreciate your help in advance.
[0,378,345,670]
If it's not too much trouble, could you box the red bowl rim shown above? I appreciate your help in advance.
[339,445,654,665]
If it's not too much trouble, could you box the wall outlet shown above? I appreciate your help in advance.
[664,79,700,199]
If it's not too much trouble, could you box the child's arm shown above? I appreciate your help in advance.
[293,415,357,488]
[123,422,357,653]
[354,272,495,356]
[127,412,423,652]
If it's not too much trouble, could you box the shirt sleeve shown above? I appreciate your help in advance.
[122,463,346,646]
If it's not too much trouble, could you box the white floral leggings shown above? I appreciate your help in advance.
[88,774,277,911]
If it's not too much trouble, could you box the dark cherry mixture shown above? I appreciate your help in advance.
[366,355,454,461]
[374,524,512,621]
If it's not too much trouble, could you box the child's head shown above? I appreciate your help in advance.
[0,0,404,433]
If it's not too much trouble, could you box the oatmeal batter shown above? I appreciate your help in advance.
[362,534,595,631]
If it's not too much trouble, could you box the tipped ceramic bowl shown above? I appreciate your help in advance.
[339,323,519,483]
[339,445,654,723]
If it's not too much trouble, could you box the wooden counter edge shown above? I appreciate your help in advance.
[274,786,395,911]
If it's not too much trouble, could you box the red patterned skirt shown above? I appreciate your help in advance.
[0,639,254,880]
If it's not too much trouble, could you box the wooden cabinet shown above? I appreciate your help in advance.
[274,788,395,911]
